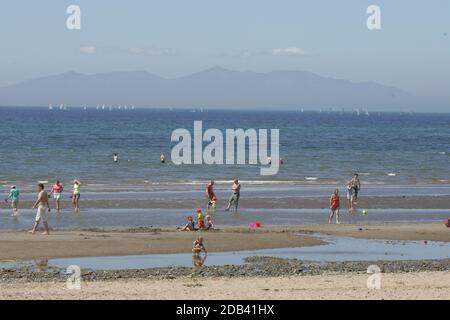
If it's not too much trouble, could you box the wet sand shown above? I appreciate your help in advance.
[1,271,448,300]
[0,228,322,261]
[270,223,450,242]
[0,223,448,261]
[5,195,450,210]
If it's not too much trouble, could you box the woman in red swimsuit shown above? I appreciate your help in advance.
[329,189,341,224]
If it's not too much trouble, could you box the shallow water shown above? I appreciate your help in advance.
[8,184,450,201]
[0,208,449,231]
[1,235,449,270]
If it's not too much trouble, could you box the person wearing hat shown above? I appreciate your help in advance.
[5,185,20,216]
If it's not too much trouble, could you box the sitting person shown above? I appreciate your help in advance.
[196,208,205,230]
[178,216,196,231]
[192,237,207,255]
[205,214,214,230]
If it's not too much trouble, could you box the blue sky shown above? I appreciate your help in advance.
[0,0,449,104]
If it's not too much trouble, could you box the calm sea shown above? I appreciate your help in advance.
[1,107,450,192]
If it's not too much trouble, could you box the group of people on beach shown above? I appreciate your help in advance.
[328,174,361,224]
[3,180,82,235]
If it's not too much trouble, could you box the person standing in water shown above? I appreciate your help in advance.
[29,183,51,235]
[346,180,354,211]
[6,185,20,216]
[225,179,241,213]
[351,174,361,208]
[205,180,216,210]
[113,153,119,163]
[72,180,81,211]
[51,180,63,212]
[329,188,340,224]
[160,153,166,163]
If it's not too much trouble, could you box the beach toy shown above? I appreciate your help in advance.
[249,221,262,229]
[362,209,368,215]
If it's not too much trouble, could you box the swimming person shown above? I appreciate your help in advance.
[205,180,216,209]
[225,179,241,213]
[113,153,119,163]
[6,185,20,216]
[160,153,166,163]
[72,180,81,211]
[51,180,63,212]
[29,183,51,235]
[192,237,207,255]
[329,188,341,224]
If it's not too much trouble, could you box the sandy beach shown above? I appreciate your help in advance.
[0,228,323,261]
[0,223,448,261]
[1,271,449,300]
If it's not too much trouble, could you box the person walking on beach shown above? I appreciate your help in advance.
[5,185,20,216]
[51,180,63,212]
[329,188,340,224]
[29,183,51,235]
[225,179,241,213]
[72,180,81,211]
[205,180,216,210]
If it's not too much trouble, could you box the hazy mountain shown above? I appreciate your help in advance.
[0,67,416,110]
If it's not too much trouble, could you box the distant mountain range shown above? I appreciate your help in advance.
[0,67,416,110]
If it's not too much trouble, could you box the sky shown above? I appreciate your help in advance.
[0,0,449,105]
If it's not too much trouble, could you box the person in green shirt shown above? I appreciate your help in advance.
[6,186,20,216]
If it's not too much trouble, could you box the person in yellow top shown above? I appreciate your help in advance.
[196,208,205,229]
[72,180,81,211]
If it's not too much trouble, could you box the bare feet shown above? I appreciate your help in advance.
[42,231,50,235]
[28,230,35,234]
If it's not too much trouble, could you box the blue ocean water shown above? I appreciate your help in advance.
[1,107,450,191]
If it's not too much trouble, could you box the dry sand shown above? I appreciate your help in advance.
[1,271,449,300]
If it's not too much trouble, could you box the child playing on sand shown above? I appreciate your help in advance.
[196,208,205,229]
[329,188,340,224]
[178,216,196,231]
[192,237,207,255]
[205,215,214,230]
